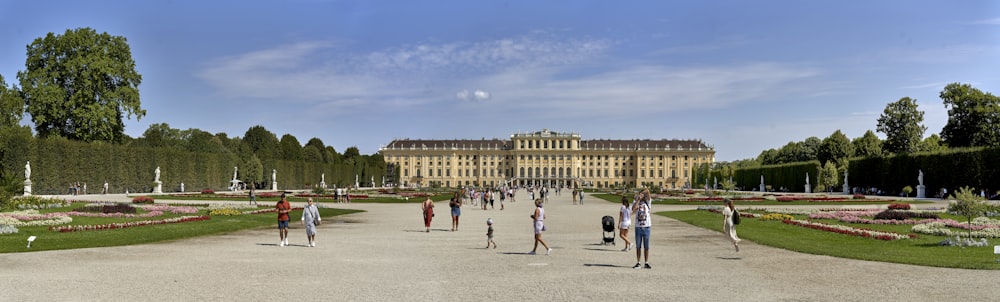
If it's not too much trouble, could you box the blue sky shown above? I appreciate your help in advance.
[1,1,997,161]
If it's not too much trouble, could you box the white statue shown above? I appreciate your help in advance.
[25,161,30,179]
[371,176,374,186]
[155,166,161,182]
[843,170,848,183]
[760,175,764,185]
[233,167,238,181]
[321,173,325,183]
[918,170,924,186]
[272,169,277,182]
[805,173,810,185]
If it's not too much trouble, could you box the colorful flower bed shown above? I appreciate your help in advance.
[141,204,200,214]
[208,208,242,216]
[783,219,916,240]
[131,196,155,204]
[0,224,18,234]
[687,197,765,202]
[9,196,72,210]
[888,203,911,210]
[761,213,795,221]
[49,215,210,232]
[913,222,1000,238]
[0,210,74,227]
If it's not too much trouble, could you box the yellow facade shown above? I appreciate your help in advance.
[378,129,715,189]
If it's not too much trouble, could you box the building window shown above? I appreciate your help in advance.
[404,169,409,177]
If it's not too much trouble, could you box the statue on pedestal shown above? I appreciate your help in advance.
[25,161,31,180]
[155,167,161,182]
[918,170,924,186]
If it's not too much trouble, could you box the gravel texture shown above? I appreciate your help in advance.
[1,191,998,301]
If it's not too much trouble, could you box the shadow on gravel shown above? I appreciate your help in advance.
[255,243,311,248]
[499,252,536,255]
[403,229,452,232]
[716,256,742,260]
[583,263,630,268]
[583,247,624,252]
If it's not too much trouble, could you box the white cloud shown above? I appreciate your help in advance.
[456,89,491,101]
[969,18,1000,25]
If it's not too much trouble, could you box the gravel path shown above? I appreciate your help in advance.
[1,191,997,301]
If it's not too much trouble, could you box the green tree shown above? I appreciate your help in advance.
[918,133,948,152]
[877,97,926,154]
[278,134,303,160]
[18,28,145,142]
[852,130,883,158]
[816,161,839,193]
[136,123,182,149]
[818,130,853,165]
[0,75,24,127]
[303,145,323,162]
[181,128,226,153]
[939,83,1000,148]
[947,186,989,237]
[242,125,279,161]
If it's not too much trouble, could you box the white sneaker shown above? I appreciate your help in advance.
[546,248,552,255]
[310,242,315,247]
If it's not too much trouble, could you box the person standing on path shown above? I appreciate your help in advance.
[530,198,552,255]
[422,196,435,232]
[485,218,497,249]
[722,198,741,252]
[249,185,257,206]
[450,192,462,231]
[631,192,651,269]
[301,198,321,247]
[578,190,584,205]
[276,193,292,246]
[619,196,633,252]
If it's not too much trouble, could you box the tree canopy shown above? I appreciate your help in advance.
[0,75,24,128]
[851,130,882,158]
[817,130,853,165]
[17,27,144,142]
[876,97,926,154]
[939,83,1000,148]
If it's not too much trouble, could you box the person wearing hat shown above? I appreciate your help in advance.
[485,218,496,249]
[529,198,551,255]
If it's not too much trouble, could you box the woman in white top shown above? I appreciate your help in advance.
[619,196,633,251]
[722,198,741,252]
[530,198,551,255]
[301,198,321,247]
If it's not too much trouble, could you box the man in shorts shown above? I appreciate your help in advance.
[276,193,292,246]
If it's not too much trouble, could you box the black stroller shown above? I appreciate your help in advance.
[601,215,616,245]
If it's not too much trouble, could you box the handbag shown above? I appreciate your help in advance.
[732,209,741,225]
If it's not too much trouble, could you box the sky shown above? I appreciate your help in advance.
[1,1,998,161]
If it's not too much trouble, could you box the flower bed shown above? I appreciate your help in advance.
[208,208,242,216]
[0,224,18,234]
[201,189,215,194]
[761,213,795,221]
[0,210,74,226]
[9,196,72,210]
[49,215,210,232]
[131,196,154,204]
[783,219,915,240]
[913,222,1000,238]
[888,203,911,210]
[686,197,766,202]
[73,203,137,214]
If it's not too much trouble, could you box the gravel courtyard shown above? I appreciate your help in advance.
[1,191,997,301]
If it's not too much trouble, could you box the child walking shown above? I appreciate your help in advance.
[486,218,497,249]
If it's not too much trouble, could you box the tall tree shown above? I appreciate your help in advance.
[852,130,883,158]
[918,133,947,152]
[939,83,1000,148]
[278,134,303,161]
[18,28,144,142]
[818,130,853,165]
[816,161,839,193]
[136,123,182,149]
[876,97,926,154]
[0,75,24,128]
[242,125,279,161]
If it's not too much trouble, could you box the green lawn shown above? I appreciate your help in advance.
[1,205,362,253]
[660,209,1000,269]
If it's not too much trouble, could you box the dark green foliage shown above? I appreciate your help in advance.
[873,210,939,220]
[940,83,1000,148]
[0,74,24,127]
[726,161,820,192]
[18,28,145,143]
[877,97,926,154]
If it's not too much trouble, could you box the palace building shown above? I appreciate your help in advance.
[378,129,715,190]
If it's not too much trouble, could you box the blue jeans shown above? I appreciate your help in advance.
[634,227,650,249]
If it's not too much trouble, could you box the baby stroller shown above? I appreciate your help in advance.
[601,215,616,246]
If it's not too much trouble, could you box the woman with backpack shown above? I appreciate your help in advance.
[722,198,741,252]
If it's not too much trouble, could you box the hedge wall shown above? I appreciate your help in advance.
[8,137,386,195]
[730,161,820,192]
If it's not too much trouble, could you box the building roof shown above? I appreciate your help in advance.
[381,138,713,151]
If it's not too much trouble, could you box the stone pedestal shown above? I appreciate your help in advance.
[917,185,926,198]
[842,184,849,195]
[153,181,163,194]
[759,184,765,192]
[805,184,811,194]
[23,180,31,196]
[272,182,277,191]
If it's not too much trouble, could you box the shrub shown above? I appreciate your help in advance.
[74,203,138,214]
[874,210,939,220]
[852,194,866,199]
[132,196,154,204]
[888,203,911,210]
[201,189,215,194]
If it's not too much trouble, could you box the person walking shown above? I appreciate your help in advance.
[722,198,741,252]
[301,198,321,247]
[249,185,257,206]
[276,193,292,246]
[485,218,497,249]
[632,192,651,269]
[578,190,584,205]
[529,198,552,255]
[422,196,435,232]
[619,196,633,251]
[449,192,462,231]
